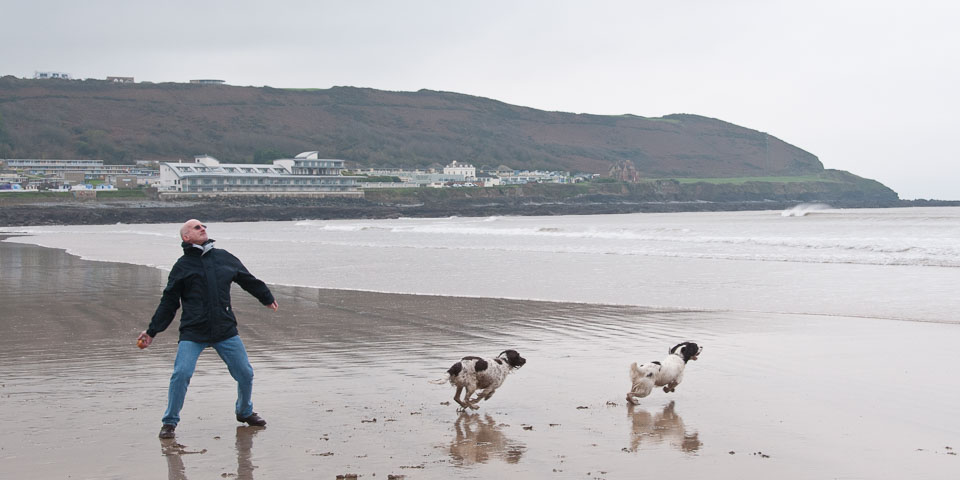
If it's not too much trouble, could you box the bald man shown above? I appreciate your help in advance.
[138,219,279,439]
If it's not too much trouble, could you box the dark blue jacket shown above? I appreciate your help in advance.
[147,240,275,343]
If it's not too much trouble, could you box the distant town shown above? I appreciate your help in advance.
[0,153,589,199]
[0,70,592,197]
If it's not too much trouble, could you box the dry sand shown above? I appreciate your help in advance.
[0,240,957,479]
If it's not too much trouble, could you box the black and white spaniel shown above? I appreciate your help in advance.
[627,341,702,404]
[446,350,526,410]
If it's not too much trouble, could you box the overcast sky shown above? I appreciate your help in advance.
[3,0,957,199]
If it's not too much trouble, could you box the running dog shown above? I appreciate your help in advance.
[627,341,702,404]
[445,350,526,410]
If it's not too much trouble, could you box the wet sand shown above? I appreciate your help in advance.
[0,240,957,479]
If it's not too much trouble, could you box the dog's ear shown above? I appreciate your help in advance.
[501,349,525,368]
[680,342,700,362]
[447,362,463,376]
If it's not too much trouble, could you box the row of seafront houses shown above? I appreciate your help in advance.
[1,153,579,197]
[0,158,154,192]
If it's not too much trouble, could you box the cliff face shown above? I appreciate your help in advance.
[1,77,823,179]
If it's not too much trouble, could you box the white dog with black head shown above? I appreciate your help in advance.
[445,350,526,411]
[627,341,702,405]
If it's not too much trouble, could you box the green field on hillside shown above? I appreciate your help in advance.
[663,175,839,185]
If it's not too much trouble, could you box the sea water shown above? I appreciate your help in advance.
[3,206,958,323]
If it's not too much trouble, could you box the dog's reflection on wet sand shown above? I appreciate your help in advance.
[162,426,262,480]
[449,412,526,465]
[627,401,701,453]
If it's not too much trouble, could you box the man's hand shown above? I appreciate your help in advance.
[266,301,279,312]
[137,331,153,349]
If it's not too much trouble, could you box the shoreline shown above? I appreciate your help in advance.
[4,233,958,326]
[6,233,956,327]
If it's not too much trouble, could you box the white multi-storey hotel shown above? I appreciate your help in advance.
[158,152,362,196]
[442,160,476,178]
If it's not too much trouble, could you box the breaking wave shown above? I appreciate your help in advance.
[781,203,833,217]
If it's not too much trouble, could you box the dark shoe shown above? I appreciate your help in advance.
[236,412,266,426]
[159,424,176,439]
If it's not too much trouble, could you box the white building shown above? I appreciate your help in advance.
[0,172,25,185]
[498,170,572,185]
[158,152,361,196]
[3,158,158,183]
[34,71,72,80]
[476,173,502,187]
[4,158,104,174]
[443,161,476,179]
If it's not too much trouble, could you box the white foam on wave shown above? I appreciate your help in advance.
[782,203,833,217]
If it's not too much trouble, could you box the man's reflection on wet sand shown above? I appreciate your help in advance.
[161,426,262,479]
[627,401,701,453]
[449,412,526,465]
[235,426,261,478]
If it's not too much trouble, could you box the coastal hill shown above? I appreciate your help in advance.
[4,76,824,178]
[0,76,901,219]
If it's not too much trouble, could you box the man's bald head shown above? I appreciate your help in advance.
[180,219,208,245]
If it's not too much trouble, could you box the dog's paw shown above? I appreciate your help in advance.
[626,395,641,405]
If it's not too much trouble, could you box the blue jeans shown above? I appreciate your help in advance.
[162,335,255,426]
